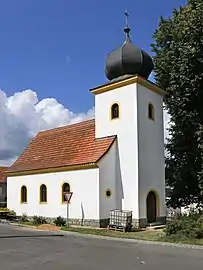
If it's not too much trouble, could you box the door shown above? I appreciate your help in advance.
[147,191,157,223]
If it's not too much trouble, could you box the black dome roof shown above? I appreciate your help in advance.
[105,26,154,81]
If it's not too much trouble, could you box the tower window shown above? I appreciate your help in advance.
[111,103,119,119]
[148,103,154,120]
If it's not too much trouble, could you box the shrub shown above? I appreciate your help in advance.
[164,211,203,240]
[9,210,16,216]
[0,207,9,212]
[19,213,29,223]
[54,216,66,227]
[32,216,47,226]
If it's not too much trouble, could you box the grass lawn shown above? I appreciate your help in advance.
[61,226,164,241]
[61,226,203,245]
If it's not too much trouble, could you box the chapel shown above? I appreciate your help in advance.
[7,15,166,227]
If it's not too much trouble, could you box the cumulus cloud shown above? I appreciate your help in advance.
[0,89,170,166]
[0,89,94,166]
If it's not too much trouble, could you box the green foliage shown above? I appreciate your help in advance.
[0,208,10,212]
[53,216,66,227]
[0,208,16,215]
[32,215,47,226]
[8,210,16,216]
[151,0,203,208]
[164,211,203,240]
[19,213,29,223]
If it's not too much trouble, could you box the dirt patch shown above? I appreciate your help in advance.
[37,224,60,231]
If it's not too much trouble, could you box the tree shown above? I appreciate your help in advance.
[151,0,203,208]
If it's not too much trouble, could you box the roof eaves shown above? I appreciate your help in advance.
[7,162,98,177]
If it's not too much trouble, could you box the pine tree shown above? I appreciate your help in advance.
[151,0,203,208]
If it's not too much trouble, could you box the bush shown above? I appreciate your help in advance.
[0,207,9,212]
[19,213,29,223]
[54,216,66,227]
[32,216,47,226]
[164,211,203,240]
[9,210,16,216]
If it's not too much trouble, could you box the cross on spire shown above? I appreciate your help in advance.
[125,9,129,28]
[124,9,131,37]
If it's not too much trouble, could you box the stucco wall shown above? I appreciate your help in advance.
[7,168,99,220]
[98,140,120,219]
[94,81,166,221]
[137,84,166,218]
[95,83,140,219]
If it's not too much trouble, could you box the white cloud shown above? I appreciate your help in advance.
[0,89,94,166]
[0,89,170,166]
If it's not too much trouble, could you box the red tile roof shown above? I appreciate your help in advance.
[0,166,8,183]
[8,119,116,174]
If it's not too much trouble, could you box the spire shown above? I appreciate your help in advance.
[105,10,154,81]
[124,9,131,40]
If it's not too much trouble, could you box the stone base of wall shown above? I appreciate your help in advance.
[67,218,109,228]
[132,218,147,228]
[28,216,107,228]
[27,216,166,228]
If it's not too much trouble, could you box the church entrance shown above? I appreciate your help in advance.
[146,191,157,223]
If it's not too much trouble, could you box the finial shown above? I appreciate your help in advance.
[124,9,131,38]
[125,9,129,28]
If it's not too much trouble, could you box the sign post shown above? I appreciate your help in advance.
[64,192,73,226]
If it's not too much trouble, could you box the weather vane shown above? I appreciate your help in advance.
[125,9,129,28]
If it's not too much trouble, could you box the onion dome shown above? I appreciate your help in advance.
[105,11,154,81]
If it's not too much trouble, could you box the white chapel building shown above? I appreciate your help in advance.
[7,21,166,227]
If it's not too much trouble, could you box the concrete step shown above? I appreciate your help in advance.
[147,221,165,230]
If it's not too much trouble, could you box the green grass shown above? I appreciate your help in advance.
[61,226,203,245]
[61,226,164,241]
[18,221,34,226]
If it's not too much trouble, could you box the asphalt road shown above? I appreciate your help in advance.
[0,224,202,270]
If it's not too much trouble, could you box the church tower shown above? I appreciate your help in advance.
[91,13,166,226]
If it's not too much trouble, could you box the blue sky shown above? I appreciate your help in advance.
[0,0,186,113]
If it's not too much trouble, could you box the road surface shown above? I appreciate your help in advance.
[0,224,202,270]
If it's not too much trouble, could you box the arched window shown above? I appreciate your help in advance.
[111,103,119,119]
[148,103,155,120]
[40,184,47,203]
[21,185,27,203]
[62,182,70,203]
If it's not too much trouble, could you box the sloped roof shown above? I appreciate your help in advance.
[0,166,8,183]
[8,119,116,174]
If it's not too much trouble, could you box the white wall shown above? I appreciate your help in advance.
[7,168,99,220]
[94,80,166,221]
[137,84,165,218]
[95,83,140,219]
[98,140,120,219]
